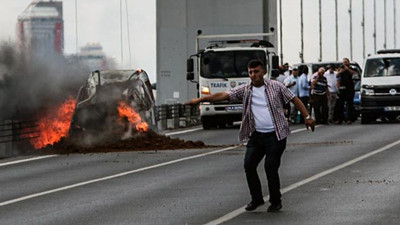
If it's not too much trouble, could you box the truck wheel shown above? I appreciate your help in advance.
[361,113,372,124]
[201,117,214,130]
[217,121,227,128]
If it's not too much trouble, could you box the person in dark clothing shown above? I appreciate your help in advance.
[335,58,355,124]
[311,67,330,124]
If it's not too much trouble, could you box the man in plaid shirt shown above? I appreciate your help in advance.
[185,59,315,212]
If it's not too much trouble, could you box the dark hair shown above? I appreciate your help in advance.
[299,65,308,74]
[247,59,266,70]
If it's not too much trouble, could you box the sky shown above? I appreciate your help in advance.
[0,0,156,81]
[0,0,396,82]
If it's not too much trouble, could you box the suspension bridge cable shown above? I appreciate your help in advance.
[120,0,124,68]
[125,0,132,67]
[75,0,78,54]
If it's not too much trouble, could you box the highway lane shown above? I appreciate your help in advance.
[0,121,399,224]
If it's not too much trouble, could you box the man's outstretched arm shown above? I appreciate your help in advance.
[184,92,229,105]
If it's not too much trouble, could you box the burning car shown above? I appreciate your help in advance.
[68,69,155,139]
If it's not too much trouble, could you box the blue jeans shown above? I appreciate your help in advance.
[244,131,287,205]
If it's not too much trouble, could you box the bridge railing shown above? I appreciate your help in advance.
[0,120,39,158]
[0,105,200,157]
[155,104,200,130]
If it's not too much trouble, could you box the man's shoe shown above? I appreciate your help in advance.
[267,203,282,212]
[245,200,265,211]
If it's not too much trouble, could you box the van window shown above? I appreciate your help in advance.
[364,58,400,77]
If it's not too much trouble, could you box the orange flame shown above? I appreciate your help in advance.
[117,101,148,132]
[136,122,148,132]
[27,96,76,149]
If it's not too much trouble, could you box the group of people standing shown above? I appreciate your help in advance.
[277,58,357,125]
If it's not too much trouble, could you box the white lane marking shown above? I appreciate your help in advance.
[0,155,58,168]
[0,146,239,207]
[205,138,400,225]
[0,126,313,206]
[0,127,203,167]
[165,127,203,136]
[164,123,320,136]
[291,124,322,134]
[0,127,207,169]
[0,124,312,167]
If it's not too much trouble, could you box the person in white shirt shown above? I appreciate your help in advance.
[323,65,338,123]
[283,67,299,123]
[277,65,290,119]
[276,65,289,83]
[283,62,290,77]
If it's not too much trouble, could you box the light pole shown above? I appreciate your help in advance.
[384,0,387,49]
[395,0,397,48]
[75,0,78,54]
[349,0,353,60]
[374,0,377,53]
[362,0,365,59]
[120,0,124,68]
[319,0,322,62]
[300,0,304,63]
[279,0,283,63]
[335,0,338,61]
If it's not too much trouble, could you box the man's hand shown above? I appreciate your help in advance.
[184,98,201,105]
[305,118,315,132]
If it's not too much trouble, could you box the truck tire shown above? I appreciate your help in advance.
[217,121,227,128]
[201,117,214,130]
[361,113,373,124]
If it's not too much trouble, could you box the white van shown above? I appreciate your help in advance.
[360,49,400,124]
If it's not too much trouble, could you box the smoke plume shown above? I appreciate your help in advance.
[0,41,90,120]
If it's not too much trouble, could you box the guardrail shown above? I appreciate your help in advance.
[0,105,199,158]
[0,120,39,157]
[155,104,200,130]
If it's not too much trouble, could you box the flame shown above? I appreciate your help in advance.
[136,122,148,132]
[117,101,148,132]
[27,96,76,149]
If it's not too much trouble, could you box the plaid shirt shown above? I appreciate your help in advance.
[227,79,295,143]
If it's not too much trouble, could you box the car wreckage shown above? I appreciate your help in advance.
[68,69,155,137]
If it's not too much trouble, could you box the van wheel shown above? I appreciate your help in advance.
[361,113,373,124]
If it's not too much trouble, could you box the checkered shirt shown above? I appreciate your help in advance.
[227,79,295,143]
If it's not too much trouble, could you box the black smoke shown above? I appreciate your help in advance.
[0,41,90,120]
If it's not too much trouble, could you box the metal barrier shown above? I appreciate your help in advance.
[155,104,200,130]
[0,106,198,157]
[0,120,39,157]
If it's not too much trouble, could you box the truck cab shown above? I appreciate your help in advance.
[187,33,278,129]
[360,49,400,124]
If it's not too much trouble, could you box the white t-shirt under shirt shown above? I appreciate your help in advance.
[251,85,275,133]
[323,71,338,93]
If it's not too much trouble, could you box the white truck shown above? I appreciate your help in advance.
[187,33,279,129]
[360,49,400,124]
